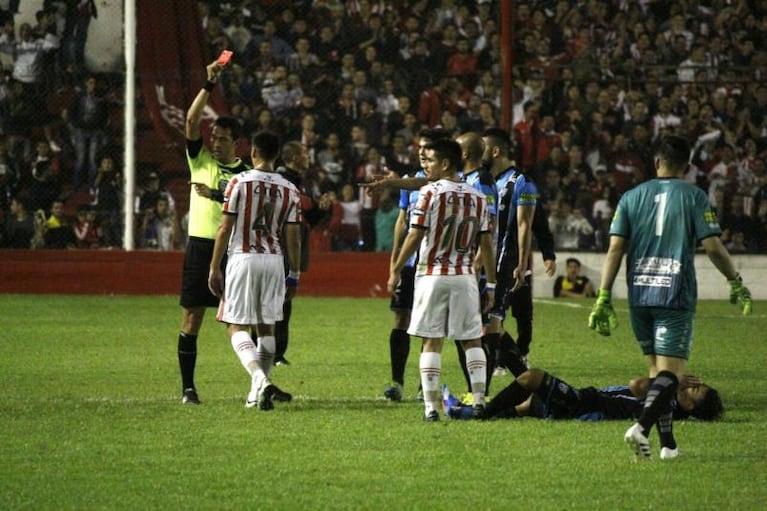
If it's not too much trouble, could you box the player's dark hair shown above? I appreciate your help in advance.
[425,139,462,173]
[482,127,511,154]
[690,386,724,421]
[251,131,281,161]
[656,135,690,172]
[418,127,450,143]
[566,257,581,266]
[214,116,242,140]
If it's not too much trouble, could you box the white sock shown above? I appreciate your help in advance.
[231,330,257,375]
[465,347,487,406]
[420,352,441,415]
[257,335,276,378]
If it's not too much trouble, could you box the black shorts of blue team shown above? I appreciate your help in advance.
[390,265,415,312]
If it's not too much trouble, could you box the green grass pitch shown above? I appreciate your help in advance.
[1,295,765,509]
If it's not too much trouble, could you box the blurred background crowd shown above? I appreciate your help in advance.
[1,0,766,253]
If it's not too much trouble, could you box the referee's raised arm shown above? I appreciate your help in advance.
[186,61,223,141]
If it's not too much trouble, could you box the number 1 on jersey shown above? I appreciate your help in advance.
[654,192,667,236]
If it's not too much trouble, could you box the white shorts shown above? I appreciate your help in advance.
[217,253,285,325]
[407,274,483,341]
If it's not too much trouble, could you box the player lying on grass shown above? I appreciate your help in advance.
[442,368,723,422]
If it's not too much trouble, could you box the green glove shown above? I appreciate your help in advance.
[728,274,753,316]
[589,288,619,336]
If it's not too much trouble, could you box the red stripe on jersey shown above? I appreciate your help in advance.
[447,192,468,275]
[254,182,267,251]
[426,192,446,275]
[223,175,239,214]
[241,181,253,252]
[264,182,276,252]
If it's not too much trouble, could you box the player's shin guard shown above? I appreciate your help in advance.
[455,340,472,393]
[178,332,198,390]
[464,347,487,405]
[657,401,676,450]
[256,335,276,377]
[230,330,257,375]
[498,331,529,377]
[638,371,679,436]
[275,299,291,359]
[419,352,441,414]
[389,329,410,385]
[482,332,499,394]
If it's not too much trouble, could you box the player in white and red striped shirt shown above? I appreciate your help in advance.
[388,139,497,421]
[208,131,302,411]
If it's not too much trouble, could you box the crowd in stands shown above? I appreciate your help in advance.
[2,0,767,254]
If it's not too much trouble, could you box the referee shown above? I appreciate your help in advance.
[177,60,249,404]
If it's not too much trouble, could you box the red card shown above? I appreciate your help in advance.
[217,50,233,67]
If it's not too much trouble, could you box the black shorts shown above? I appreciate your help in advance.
[390,265,415,312]
[539,374,581,419]
[179,236,224,308]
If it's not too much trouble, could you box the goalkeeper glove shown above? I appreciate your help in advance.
[728,274,752,316]
[589,288,619,336]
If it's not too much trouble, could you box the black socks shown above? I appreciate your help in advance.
[178,332,198,390]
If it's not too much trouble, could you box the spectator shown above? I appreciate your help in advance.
[333,182,361,250]
[140,195,179,251]
[316,131,349,185]
[357,98,384,148]
[66,74,108,192]
[286,36,320,80]
[446,36,478,84]
[418,75,450,128]
[92,154,121,248]
[245,19,293,63]
[721,194,757,251]
[61,0,97,73]
[725,230,748,254]
[72,203,99,248]
[25,138,61,212]
[135,171,174,215]
[374,191,397,252]
[0,136,20,212]
[355,145,384,251]
[2,196,37,248]
[548,199,594,250]
[385,94,412,139]
[2,21,59,96]
[553,257,595,298]
[41,198,74,249]
[223,11,252,54]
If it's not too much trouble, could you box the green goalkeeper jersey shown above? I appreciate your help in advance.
[609,178,721,310]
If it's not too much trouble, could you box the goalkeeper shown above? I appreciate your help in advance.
[589,135,752,462]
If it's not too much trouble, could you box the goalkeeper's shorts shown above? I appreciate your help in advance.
[629,307,694,359]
